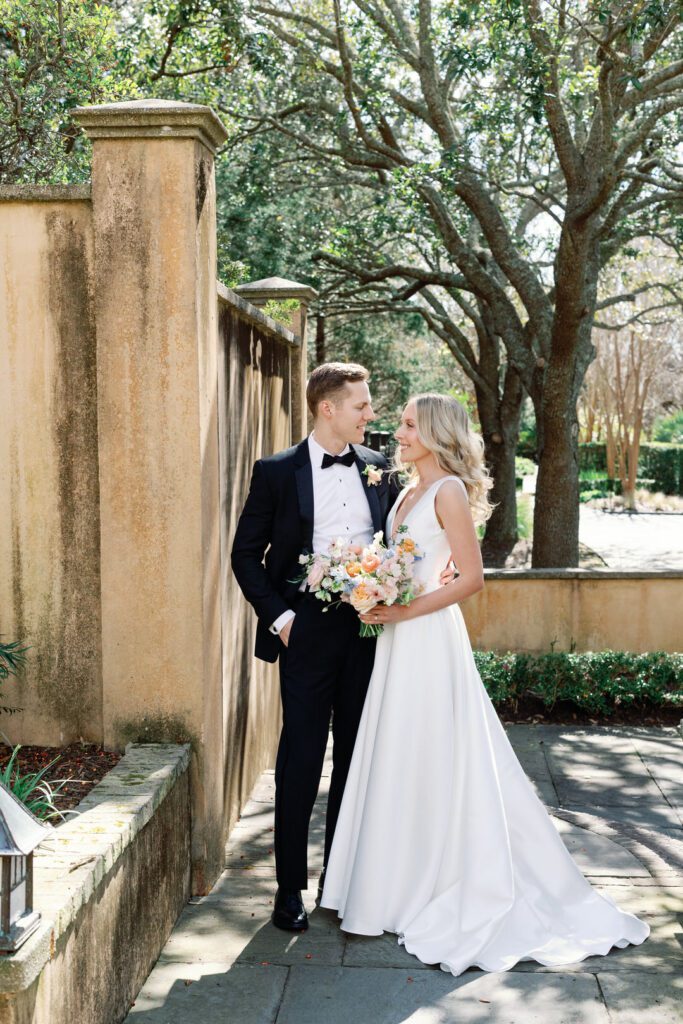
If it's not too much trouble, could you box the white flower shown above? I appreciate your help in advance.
[363,464,383,486]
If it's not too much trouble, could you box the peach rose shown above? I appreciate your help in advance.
[346,561,363,577]
[361,553,381,573]
[348,582,378,615]
[399,537,416,553]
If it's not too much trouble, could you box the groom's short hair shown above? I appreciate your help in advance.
[307,362,369,418]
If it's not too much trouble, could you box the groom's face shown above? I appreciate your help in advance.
[324,380,375,443]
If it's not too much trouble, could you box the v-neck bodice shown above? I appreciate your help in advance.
[386,476,466,594]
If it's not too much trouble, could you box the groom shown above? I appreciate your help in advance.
[231,362,399,931]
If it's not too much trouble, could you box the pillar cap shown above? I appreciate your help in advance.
[234,277,318,307]
[73,99,228,155]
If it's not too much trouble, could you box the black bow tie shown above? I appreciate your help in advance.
[321,449,356,469]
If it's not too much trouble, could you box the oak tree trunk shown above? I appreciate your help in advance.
[532,360,581,567]
[477,367,524,567]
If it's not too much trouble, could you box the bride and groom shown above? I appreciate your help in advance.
[231,362,648,976]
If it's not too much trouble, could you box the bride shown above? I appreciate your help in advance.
[320,392,649,975]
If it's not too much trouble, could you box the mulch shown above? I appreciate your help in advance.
[498,698,682,728]
[0,743,122,814]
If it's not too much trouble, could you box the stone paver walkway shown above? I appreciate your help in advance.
[579,508,683,570]
[126,727,683,1023]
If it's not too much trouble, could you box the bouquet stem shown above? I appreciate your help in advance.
[359,621,384,638]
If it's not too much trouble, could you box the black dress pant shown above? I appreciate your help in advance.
[274,593,376,890]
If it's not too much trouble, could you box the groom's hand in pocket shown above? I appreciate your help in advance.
[279,617,295,647]
[439,558,458,586]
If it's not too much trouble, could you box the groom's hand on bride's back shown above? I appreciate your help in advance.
[439,559,458,586]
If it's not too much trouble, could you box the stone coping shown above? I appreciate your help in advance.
[0,185,91,202]
[0,743,190,993]
[217,281,299,347]
[74,100,228,155]
[484,567,683,580]
[235,277,319,306]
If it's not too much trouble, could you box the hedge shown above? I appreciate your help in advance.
[474,650,683,716]
[579,442,683,494]
[639,444,683,496]
[516,443,683,495]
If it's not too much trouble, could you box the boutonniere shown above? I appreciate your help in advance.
[363,464,383,486]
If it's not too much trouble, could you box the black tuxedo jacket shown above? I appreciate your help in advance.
[231,438,401,663]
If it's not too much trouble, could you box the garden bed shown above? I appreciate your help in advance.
[498,697,682,727]
[0,743,122,814]
[476,650,682,727]
[0,744,191,1024]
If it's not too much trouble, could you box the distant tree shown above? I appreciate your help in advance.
[653,409,683,443]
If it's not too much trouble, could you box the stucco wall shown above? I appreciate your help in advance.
[462,569,683,653]
[0,190,102,744]
[217,287,293,838]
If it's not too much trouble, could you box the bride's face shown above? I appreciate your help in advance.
[395,402,430,463]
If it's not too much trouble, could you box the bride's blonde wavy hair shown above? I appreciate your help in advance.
[393,393,494,525]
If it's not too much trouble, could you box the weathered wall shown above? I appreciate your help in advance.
[0,745,190,1024]
[0,100,306,894]
[0,189,102,744]
[462,569,683,653]
[85,128,225,891]
[217,287,292,837]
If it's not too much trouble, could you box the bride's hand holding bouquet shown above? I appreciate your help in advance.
[297,526,424,637]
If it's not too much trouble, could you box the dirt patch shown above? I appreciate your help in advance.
[498,697,682,727]
[0,743,122,815]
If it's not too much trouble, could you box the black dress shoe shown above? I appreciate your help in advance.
[315,867,326,906]
[272,889,308,931]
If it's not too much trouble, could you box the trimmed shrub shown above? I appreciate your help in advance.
[474,650,682,716]
[578,443,609,474]
[638,443,683,496]
[571,443,683,495]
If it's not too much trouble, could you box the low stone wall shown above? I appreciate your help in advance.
[462,568,683,653]
[0,744,190,1024]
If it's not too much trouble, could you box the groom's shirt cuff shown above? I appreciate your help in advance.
[270,609,295,635]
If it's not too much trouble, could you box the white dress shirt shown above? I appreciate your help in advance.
[270,432,375,635]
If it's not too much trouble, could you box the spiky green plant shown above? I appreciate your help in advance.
[0,638,28,715]
[0,746,66,821]
[0,639,28,680]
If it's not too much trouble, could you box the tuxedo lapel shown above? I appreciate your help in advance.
[354,452,382,535]
[293,439,314,552]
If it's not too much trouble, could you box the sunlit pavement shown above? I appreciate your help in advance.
[125,726,683,1023]
[579,508,683,570]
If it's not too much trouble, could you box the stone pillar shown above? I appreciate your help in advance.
[74,99,228,892]
[235,277,318,441]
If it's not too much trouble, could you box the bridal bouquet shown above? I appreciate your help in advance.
[297,526,424,637]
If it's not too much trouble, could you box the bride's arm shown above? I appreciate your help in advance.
[360,480,484,625]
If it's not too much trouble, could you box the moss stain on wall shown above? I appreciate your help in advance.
[44,207,103,739]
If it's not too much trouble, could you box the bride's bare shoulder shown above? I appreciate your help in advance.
[434,477,469,525]
[435,476,468,499]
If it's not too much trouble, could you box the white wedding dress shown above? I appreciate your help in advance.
[320,475,649,975]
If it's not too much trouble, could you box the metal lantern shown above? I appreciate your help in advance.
[0,780,52,953]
